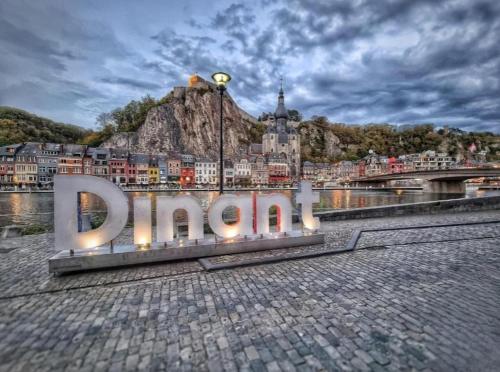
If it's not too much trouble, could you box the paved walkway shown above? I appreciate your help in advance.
[0,210,499,371]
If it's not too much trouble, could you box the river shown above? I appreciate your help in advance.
[1,187,498,228]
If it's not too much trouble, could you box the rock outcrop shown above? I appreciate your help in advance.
[298,121,342,161]
[102,82,258,158]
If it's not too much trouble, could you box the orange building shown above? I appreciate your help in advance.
[188,74,202,87]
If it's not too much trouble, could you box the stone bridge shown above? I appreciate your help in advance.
[353,168,500,193]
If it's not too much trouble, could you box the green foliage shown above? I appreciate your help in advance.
[110,95,159,133]
[0,107,91,146]
[80,123,116,146]
[90,214,106,229]
[287,109,302,122]
[81,94,168,145]
[21,224,51,236]
[248,122,266,143]
[299,118,500,162]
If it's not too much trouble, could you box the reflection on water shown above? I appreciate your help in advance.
[0,188,498,228]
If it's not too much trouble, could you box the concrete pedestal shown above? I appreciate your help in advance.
[48,231,325,274]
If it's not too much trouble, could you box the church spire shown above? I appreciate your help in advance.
[275,77,288,120]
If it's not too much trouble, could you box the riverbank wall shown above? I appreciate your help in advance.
[0,186,423,193]
[316,195,500,221]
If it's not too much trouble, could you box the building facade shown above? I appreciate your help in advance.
[109,149,128,185]
[90,148,110,178]
[414,150,454,171]
[0,144,22,185]
[167,158,181,183]
[250,155,268,186]
[195,159,218,185]
[267,154,290,185]
[262,84,300,178]
[224,160,234,186]
[37,143,60,185]
[15,143,39,186]
[58,144,85,177]
[234,158,252,186]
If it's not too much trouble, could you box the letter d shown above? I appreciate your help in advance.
[54,175,129,251]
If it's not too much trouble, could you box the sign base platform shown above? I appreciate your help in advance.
[48,231,325,274]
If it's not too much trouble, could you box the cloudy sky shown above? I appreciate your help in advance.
[1,0,499,132]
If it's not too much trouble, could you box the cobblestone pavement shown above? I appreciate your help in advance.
[0,210,499,371]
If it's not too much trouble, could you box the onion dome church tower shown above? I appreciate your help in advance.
[262,79,301,177]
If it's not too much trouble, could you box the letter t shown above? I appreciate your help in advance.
[295,181,320,231]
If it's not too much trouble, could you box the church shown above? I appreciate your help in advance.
[262,83,301,177]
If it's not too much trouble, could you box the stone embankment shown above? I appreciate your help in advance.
[317,195,500,221]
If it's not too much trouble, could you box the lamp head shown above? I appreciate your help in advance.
[211,72,231,89]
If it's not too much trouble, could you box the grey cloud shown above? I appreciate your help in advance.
[0,0,141,126]
[101,77,163,90]
[0,18,77,71]
[211,3,256,47]
[258,0,500,131]
[0,0,498,132]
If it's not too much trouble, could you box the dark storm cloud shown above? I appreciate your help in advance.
[259,0,500,132]
[0,18,78,69]
[152,29,219,74]
[211,3,256,47]
[0,0,498,132]
[271,0,432,52]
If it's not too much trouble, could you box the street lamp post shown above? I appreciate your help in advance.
[211,72,231,194]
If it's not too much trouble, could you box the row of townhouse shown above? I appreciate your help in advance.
[303,150,460,185]
[1,143,467,188]
[0,143,295,188]
[0,143,293,188]
[0,143,186,187]
[195,155,292,187]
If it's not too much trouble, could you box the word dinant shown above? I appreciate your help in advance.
[54,175,320,251]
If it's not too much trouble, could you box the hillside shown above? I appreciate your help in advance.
[299,117,500,162]
[0,107,90,146]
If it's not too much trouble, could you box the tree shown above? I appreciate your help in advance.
[96,112,115,130]
[287,109,302,122]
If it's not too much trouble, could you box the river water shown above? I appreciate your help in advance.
[1,187,497,228]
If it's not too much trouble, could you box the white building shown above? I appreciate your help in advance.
[234,158,252,185]
[195,159,218,185]
[414,150,454,171]
[224,160,234,186]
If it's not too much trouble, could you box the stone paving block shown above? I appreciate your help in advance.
[0,210,499,371]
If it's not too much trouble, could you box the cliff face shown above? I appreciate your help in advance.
[299,121,342,161]
[102,84,258,158]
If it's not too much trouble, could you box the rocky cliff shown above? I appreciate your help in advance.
[102,83,258,158]
[298,120,343,162]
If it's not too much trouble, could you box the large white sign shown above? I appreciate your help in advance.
[54,175,320,252]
